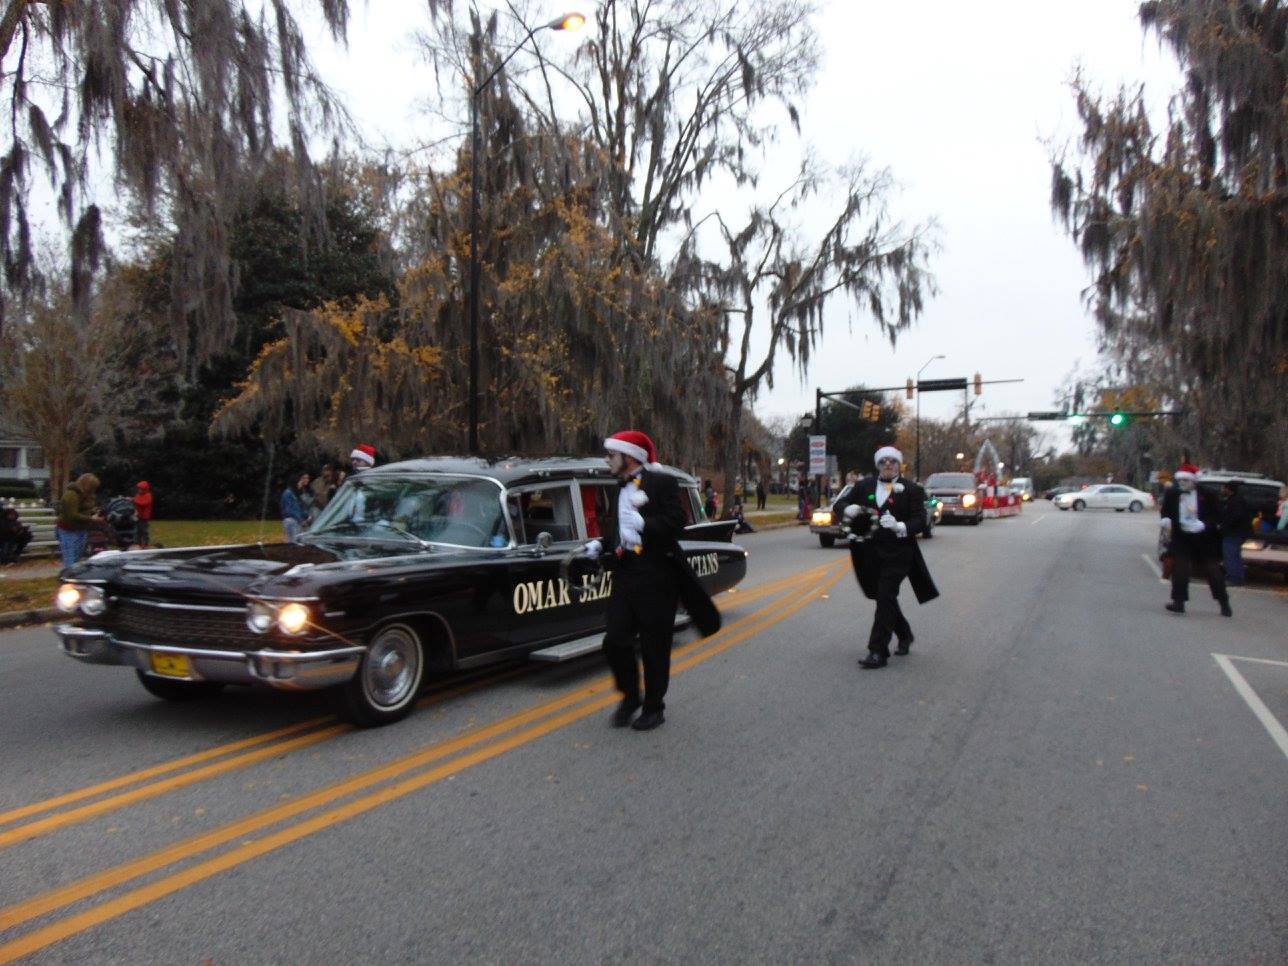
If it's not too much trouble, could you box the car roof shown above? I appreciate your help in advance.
[362,456,698,488]
[1197,470,1284,488]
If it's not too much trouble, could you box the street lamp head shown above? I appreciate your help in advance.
[955,452,965,460]
[548,12,586,30]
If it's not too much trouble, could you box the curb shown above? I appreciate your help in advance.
[0,607,57,630]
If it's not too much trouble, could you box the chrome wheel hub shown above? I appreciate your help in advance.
[364,627,420,708]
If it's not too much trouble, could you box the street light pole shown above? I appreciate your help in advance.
[915,354,946,481]
[466,13,584,455]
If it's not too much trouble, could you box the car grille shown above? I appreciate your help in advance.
[108,599,257,651]
[937,495,960,505]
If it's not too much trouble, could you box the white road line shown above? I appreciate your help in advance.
[1227,655,1288,669]
[1140,553,1163,580]
[1030,514,1047,526]
[1212,653,1288,763]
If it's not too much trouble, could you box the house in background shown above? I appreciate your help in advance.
[0,420,48,487]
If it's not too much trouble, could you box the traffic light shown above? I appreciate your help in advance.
[860,400,881,422]
[973,372,983,396]
[1109,412,1128,427]
[906,378,914,400]
[870,402,881,422]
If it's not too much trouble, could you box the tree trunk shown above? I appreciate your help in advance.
[719,393,744,518]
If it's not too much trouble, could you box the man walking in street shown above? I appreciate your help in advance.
[1161,463,1231,616]
[587,430,717,731]
[833,446,938,670]
[1219,479,1251,586]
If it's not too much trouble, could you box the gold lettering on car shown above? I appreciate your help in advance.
[512,571,614,615]
[689,552,720,578]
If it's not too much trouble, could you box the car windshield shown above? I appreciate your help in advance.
[306,475,509,549]
[925,473,975,489]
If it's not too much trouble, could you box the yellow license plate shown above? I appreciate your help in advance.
[149,652,194,678]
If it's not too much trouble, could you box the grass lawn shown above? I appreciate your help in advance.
[0,577,58,614]
[150,519,278,548]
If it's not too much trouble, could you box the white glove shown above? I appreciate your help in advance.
[584,539,602,560]
[622,507,644,532]
[879,511,898,531]
[895,522,908,538]
[843,505,862,521]
[1180,519,1205,534]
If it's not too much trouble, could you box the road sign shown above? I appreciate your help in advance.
[808,435,827,475]
[917,377,968,392]
[1026,411,1065,421]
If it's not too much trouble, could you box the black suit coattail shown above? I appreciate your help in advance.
[833,475,939,658]
[599,469,716,712]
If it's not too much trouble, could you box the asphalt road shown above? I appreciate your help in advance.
[1,502,1285,963]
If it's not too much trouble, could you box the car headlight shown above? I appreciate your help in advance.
[55,583,82,613]
[811,511,833,525]
[246,601,275,634]
[276,602,312,635]
[961,494,977,508]
[79,585,107,616]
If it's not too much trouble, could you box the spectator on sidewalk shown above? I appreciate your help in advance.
[311,463,337,513]
[281,472,310,543]
[56,473,101,568]
[1219,479,1251,585]
[132,481,153,548]
[0,507,33,564]
[703,480,717,520]
[728,496,756,534]
[755,478,766,510]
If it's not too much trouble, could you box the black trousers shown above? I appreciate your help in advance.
[1170,537,1228,605]
[603,564,680,712]
[867,568,912,658]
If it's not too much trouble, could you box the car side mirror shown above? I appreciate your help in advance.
[535,532,554,553]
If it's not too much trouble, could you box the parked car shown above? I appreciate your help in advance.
[810,484,942,547]
[1195,470,1284,525]
[53,458,748,727]
[1240,531,1288,577]
[1053,484,1154,512]
[923,472,983,525]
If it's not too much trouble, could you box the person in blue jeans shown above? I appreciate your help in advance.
[280,472,310,543]
[55,473,101,568]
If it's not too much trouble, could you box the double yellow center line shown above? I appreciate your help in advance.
[0,560,846,962]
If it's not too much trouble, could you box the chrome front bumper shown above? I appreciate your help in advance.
[55,624,365,691]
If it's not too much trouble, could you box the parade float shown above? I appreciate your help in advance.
[974,439,1023,518]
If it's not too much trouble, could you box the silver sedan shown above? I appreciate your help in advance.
[1054,484,1155,512]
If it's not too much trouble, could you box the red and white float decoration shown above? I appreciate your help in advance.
[973,439,1022,518]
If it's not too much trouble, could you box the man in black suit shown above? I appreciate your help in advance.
[1160,463,1231,616]
[833,446,939,669]
[588,430,716,731]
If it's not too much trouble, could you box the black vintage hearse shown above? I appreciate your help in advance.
[54,458,748,726]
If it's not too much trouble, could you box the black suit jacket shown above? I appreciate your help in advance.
[599,469,720,635]
[833,475,939,604]
[1160,485,1221,556]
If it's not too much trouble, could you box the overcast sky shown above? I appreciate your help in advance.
[309,1,1182,442]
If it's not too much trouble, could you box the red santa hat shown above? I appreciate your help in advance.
[604,430,658,468]
[873,445,903,467]
[350,444,376,466]
[1173,462,1199,482]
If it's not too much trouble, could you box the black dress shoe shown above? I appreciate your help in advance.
[1165,601,1184,614]
[858,653,888,670]
[895,635,914,656]
[1220,601,1233,617]
[611,700,640,728]
[631,710,665,731]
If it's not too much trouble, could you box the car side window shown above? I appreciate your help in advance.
[509,484,579,545]
[579,483,616,538]
[680,487,699,525]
